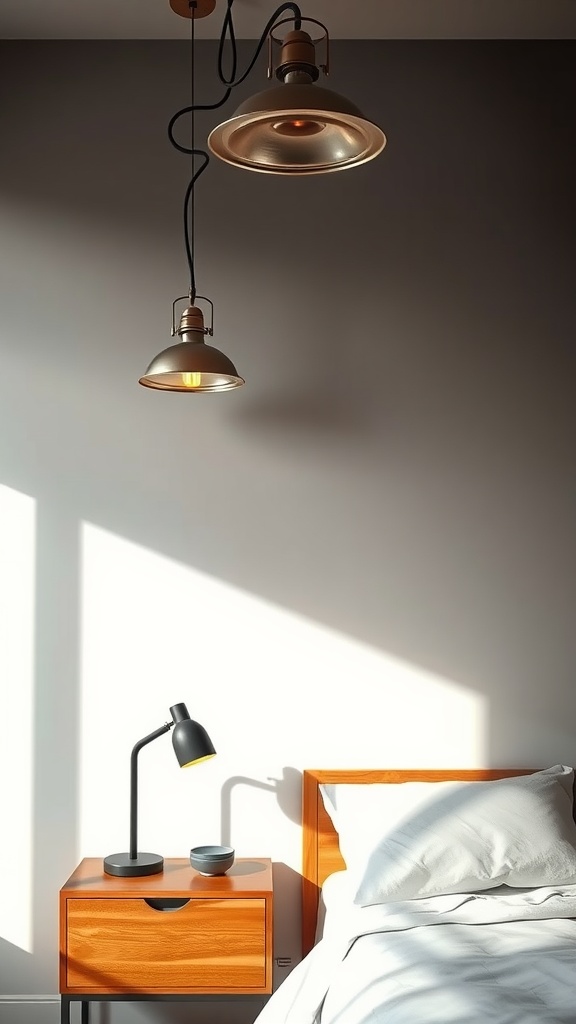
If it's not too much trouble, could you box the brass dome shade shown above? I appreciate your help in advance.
[208,29,386,174]
[208,84,386,173]
[139,305,244,393]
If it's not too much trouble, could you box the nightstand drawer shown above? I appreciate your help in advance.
[65,897,267,992]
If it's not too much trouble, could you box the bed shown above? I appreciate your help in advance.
[255,766,576,1024]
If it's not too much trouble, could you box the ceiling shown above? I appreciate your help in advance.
[2,0,576,40]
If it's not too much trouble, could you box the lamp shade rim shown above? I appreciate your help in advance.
[139,374,245,392]
[139,339,244,392]
[208,105,386,175]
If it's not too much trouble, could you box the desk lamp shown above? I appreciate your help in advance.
[104,702,216,877]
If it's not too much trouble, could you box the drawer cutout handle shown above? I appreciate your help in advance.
[144,897,191,912]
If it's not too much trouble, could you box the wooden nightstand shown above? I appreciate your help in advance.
[59,857,273,1024]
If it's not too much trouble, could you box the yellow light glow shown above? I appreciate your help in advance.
[182,371,202,388]
[181,752,217,769]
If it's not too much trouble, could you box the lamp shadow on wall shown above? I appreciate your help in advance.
[220,768,304,992]
[231,392,375,442]
[220,767,302,844]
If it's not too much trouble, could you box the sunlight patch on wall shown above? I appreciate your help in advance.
[0,485,36,952]
[79,523,487,871]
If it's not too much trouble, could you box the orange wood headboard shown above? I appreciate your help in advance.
[301,767,535,957]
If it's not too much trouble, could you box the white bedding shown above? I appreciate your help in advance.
[255,883,576,1024]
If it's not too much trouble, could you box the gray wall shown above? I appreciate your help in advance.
[0,38,575,1024]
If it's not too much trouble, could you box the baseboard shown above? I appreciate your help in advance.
[0,995,268,1023]
[0,996,59,1023]
[0,996,59,1002]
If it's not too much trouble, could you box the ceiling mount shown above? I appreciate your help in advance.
[169,0,216,20]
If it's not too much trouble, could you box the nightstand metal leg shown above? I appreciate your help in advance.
[59,997,89,1023]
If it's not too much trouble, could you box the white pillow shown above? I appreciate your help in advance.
[320,765,576,907]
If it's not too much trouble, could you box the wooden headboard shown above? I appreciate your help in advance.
[301,767,535,956]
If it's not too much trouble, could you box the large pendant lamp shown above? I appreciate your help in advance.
[208,22,386,175]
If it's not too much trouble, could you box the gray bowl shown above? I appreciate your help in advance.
[190,844,235,875]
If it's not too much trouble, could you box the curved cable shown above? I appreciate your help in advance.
[170,0,303,293]
[218,1,303,87]
[167,88,232,154]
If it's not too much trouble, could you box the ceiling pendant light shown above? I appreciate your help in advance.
[208,19,386,175]
[139,0,244,394]
[139,297,244,392]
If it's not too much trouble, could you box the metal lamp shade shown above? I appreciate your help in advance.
[139,338,244,392]
[170,703,216,767]
[208,82,386,174]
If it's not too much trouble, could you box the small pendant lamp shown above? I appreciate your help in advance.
[139,298,244,393]
[208,25,386,175]
[139,0,244,394]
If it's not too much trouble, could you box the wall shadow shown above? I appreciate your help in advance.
[220,769,302,847]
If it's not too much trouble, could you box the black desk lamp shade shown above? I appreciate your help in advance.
[104,702,216,877]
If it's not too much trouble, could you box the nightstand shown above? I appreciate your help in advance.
[59,857,273,1024]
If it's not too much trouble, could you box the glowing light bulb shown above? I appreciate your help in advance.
[182,371,202,388]
[272,119,325,137]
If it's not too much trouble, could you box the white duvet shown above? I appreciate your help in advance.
[255,882,576,1024]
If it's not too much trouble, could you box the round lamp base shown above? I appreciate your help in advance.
[104,852,164,877]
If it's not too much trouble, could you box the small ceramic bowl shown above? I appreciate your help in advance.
[190,844,235,875]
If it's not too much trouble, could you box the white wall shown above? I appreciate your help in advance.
[0,37,575,1023]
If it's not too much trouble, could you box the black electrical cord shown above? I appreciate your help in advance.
[217,1,303,87]
[169,0,303,296]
